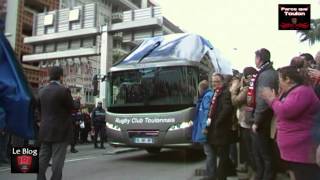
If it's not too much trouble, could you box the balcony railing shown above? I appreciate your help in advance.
[113,32,123,40]
[112,12,123,22]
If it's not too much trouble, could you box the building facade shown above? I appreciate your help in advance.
[1,0,59,89]
[0,0,7,32]
[23,0,183,105]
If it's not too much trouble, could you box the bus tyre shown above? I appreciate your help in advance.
[146,148,161,154]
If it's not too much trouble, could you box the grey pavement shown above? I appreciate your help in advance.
[0,144,291,180]
[0,144,205,180]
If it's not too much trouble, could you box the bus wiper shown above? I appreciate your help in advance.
[138,41,161,63]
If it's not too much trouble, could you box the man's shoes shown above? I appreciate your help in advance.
[100,146,106,149]
[70,149,79,153]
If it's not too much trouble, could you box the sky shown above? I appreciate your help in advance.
[153,0,320,71]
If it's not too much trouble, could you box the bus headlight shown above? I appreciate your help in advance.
[106,122,121,131]
[168,120,193,131]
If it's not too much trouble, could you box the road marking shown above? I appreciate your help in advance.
[65,156,97,163]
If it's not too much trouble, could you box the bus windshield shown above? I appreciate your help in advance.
[107,66,198,112]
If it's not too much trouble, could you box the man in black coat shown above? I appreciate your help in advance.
[37,67,74,180]
[91,102,106,149]
[251,48,278,180]
[207,73,236,180]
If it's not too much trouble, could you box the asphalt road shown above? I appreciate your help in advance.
[0,144,206,180]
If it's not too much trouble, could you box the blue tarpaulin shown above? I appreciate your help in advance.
[0,33,35,139]
[120,33,233,75]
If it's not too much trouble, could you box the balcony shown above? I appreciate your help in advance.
[22,64,40,85]
[23,48,98,62]
[22,44,33,54]
[22,36,33,54]
[23,9,34,29]
[113,32,123,40]
[109,0,139,10]
[24,0,50,12]
[112,12,123,23]
[24,28,99,45]
[110,7,162,32]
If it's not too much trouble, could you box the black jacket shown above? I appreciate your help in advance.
[91,107,106,126]
[207,86,234,145]
[38,82,74,143]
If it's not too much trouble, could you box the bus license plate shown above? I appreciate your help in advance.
[134,137,154,144]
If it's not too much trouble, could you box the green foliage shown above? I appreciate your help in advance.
[112,51,127,64]
[297,19,320,45]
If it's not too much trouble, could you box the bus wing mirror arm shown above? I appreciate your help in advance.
[101,74,110,82]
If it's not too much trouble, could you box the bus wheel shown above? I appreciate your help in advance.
[146,148,161,154]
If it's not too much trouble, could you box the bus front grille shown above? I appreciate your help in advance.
[127,130,160,138]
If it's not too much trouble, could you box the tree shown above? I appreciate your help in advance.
[112,51,127,64]
[297,18,320,45]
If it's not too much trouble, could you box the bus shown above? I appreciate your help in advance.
[105,33,231,153]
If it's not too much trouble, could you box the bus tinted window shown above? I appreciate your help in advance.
[108,66,197,109]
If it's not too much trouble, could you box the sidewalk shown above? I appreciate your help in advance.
[192,168,291,180]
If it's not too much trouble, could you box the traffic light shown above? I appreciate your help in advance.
[92,74,99,96]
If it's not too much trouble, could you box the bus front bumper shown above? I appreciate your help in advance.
[106,126,193,148]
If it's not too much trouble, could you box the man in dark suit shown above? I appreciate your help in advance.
[207,73,236,180]
[37,67,74,180]
[251,48,278,180]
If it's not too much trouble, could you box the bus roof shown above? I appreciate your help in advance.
[113,33,233,75]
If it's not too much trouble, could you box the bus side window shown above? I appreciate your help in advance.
[199,68,209,82]
[186,67,198,104]
[200,54,214,70]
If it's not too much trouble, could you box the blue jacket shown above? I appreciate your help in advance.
[192,89,213,143]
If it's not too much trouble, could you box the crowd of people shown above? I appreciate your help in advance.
[2,48,320,180]
[192,49,320,180]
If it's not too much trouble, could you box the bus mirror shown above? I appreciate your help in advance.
[101,74,110,82]
[101,75,107,82]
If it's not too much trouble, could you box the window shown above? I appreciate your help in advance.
[108,66,198,109]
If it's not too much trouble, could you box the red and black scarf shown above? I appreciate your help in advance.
[247,74,257,108]
[247,62,271,108]
[208,87,223,119]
